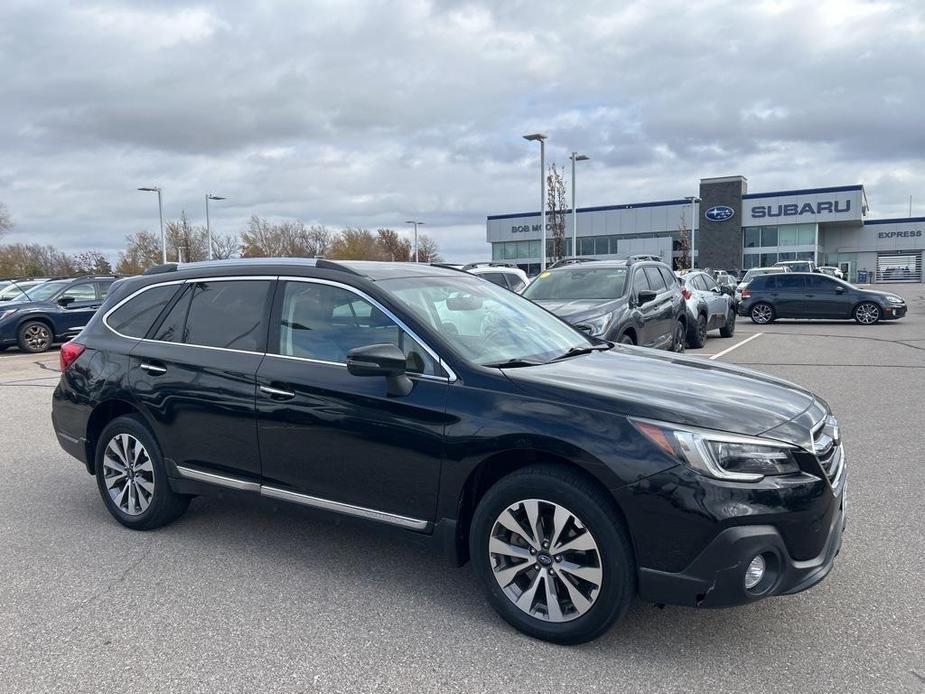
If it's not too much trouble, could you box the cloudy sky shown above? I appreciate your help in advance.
[2,0,924,263]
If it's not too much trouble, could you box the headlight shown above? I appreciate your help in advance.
[576,313,612,337]
[885,295,904,304]
[630,417,800,482]
[0,309,17,321]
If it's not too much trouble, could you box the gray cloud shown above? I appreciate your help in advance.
[1,0,924,263]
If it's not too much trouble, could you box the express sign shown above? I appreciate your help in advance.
[750,199,852,219]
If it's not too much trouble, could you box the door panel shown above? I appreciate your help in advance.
[255,279,449,521]
[56,281,102,334]
[804,275,851,318]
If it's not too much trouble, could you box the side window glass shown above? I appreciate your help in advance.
[658,267,676,289]
[702,275,719,291]
[643,267,666,292]
[153,285,192,343]
[481,273,508,287]
[508,276,526,293]
[276,282,437,376]
[778,275,805,290]
[97,281,113,298]
[60,283,97,301]
[183,280,272,351]
[107,285,179,338]
[632,270,650,297]
[807,275,835,291]
[690,275,706,291]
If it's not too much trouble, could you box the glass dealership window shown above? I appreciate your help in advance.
[492,243,504,261]
[760,252,778,266]
[743,253,760,269]
[778,226,797,246]
[594,236,609,255]
[515,240,530,258]
[797,224,815,245]
[761,227,778,247]
[744,228,760,248]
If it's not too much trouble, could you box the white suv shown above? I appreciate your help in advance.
[463,263,529,293]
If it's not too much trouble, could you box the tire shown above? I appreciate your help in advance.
[17,320,53,353]
[671,320,686,352]
[470,465,636,644]
[687,314,707,349]
[94,415,190,530]
[853,302,881,325]
[719,308,736,337]
[749,302,775,325]
[619,334,635,345]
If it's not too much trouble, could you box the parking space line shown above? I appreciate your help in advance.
[708,332,763,361]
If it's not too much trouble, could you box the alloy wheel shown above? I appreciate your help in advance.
[855,302,880,325]
[751,304,773,324]
[488,499,602,623]
[102,433,155,516]
[22,324,51,351]
[673,322,686,352]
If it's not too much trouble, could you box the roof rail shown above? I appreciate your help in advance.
[141,257,363,277]
[625,254,663,264]
[547,257,599,269]
[460,262,519,270]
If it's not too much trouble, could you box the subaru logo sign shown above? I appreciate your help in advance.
[705,205,735,222]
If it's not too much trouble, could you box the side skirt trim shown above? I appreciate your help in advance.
[174,466,429,531]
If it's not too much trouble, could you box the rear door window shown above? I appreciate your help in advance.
[643,267,666,292]
[107,284,181,338]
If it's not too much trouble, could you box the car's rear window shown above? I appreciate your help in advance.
[106,284,179,338]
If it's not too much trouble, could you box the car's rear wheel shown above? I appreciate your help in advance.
[619,334,635,345]
[854,302,881,325]
[95,415,190,530]
[688,314,707,349]
[720,308,736,337]
[671,320,686,352]
[17,320,53,353]
[750,302,775,324]
[470,466,635,644]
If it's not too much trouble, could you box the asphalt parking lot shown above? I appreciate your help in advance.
[1,286,924,693]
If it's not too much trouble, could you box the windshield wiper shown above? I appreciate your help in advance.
[481,358,546,369]
[551,343,613,361]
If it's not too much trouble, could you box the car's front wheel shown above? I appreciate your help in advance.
[470,465,635,644]
[854,302,881,325]
[17,320,53,353]
[94,415,190,530]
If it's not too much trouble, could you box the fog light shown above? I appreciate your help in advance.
[744,555,766,590]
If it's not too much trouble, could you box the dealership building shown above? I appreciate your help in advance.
[486,175,924,282]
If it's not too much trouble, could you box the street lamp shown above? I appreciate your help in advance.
[569,152,590,257]
[205,193,227,260]
[137,186,165,264]
[685,196,701,269]
[523,133,548,271]
[405,220,424,262]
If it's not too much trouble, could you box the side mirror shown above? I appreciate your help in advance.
[346,343,413,397]
[721,285,734,296]
[58,296,76,307]
[637,289,657,305]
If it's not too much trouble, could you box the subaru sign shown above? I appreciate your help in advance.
[705,206,735,222]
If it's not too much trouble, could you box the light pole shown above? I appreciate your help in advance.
[138,186,166,264]
[685,196,701,269]
[569,152,589,257]
[405,221,424,262]
[205,193,226,260]
[523,133,548,271]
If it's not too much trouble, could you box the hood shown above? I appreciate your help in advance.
[502,346,817,442]
[534,297,627,322]
[860,287,904,302]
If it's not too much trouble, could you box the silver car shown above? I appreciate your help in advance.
[677,271,736,348]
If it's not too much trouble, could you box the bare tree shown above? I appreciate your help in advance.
[0,202,12,240]
[210,233,240,260]
[328,228,383,260]
[306,225,333,257]
[415,234,442,263]
[376,228,411,261]
[116,230,161,275]
[166,211,208,262]
[546,163,568,262]
[0,243,73,277]
[675,212,691,270]
[73,250,113,275]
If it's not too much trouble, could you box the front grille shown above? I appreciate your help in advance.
[813,415,844,489]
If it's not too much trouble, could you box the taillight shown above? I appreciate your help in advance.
[59,341,86,371]
[681,287,692,300]
[741,289,751,299]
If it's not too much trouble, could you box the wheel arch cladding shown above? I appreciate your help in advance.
[85,399,146,473]
[452,451,634,567]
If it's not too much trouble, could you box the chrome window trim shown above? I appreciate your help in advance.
[102,273,458,381]
[276,275,457,382]
[173,466,428,531]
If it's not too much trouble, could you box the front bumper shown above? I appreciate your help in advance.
[636,477,846,608]
[882,304,907,320]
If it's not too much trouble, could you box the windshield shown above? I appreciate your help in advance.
[522,266,628,301]
[378,274,594,366]
[0,281,43,301]
[14,280,67,302]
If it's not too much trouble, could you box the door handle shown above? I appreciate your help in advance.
[259,384,295,399]
[139,362,167,375]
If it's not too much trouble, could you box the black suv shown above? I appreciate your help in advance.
[52,259,846,644]
[0,276,118,353]
[739,272,907,325]
[521,259,687,351]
